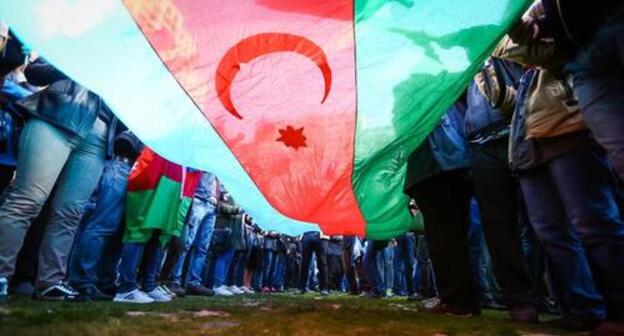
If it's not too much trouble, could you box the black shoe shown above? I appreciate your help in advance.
[425,301,480,317]
[168,283,186,298]
[363,291,384,299]
[509,304,539,323]
[78,287,113,301]
[186,285,215,296]
[34,283,79,301]
[548,315,600,332]
[298,289,309,295]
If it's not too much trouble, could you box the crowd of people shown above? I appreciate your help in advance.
[0,1,623,335]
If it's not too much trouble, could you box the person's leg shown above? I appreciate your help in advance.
[520,164,606,322]
[71,159,130,292]
[571,20,624,180]
[214,249,235,288]
[170,199,207,286]
[262,250,274,289]
[404,234,417,296]
[141,232,164,293]
[298,236,313,290]
[0,119,73,281]
[408,170,478,311]
[384,244,394,295]
[314,238,329,291]
[470,140,540,309]
[36,120,107,290]
[549,145,624,321]
[116,242,146,294]
[158,236,183,285]
[343,245,358,294]
[185,205,216,288]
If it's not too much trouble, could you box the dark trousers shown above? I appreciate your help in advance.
[158,236,183,284]
[407,169,479,311]
[395,233,417,295]
[298,232,328,291]
[470,140,539,307]
[520,144,624,321]
[343,236,359,294]
[327,255,344,291]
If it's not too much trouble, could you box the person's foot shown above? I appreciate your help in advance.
[113,289,154,304]
[363,291,384,299]
[261,286,271,293]
[595,321,624,336]
[78,286,113,301]
[547,315,600,332]
[12,281,35,296]
[320,290,329,296]
[34,283,79,301]
[425,301,479,318]
[407,293,424,301]
[509,304,539,323]
[422,296,441,308]
[186,285,215,296]
[146,286,173,302]
[0,277,8,303]
[227,286,244,295]
[239,286,255,294]
[298,289,309,295]
[214,285,234,296]
[158,285,176,299]
[167,283,186,298]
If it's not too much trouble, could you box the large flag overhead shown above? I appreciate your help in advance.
[2,0,529,239]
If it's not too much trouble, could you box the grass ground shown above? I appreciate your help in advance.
[1,292,588,336]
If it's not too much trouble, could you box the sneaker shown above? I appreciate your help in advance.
[425,301,479,318]
[34,283,79,301]
[113,289,154,304]
[214,285,234,296]
[146,287,173,302]
[158,285,176,299]
[227,286,244,295]
[186,285,215,296]
[261,286,271,293]
[240,286,255,294]
[320,290,329,296]
[78,286,113,301]
[509,304,539,324]
[0,277,8,303]
[167,282,186,298]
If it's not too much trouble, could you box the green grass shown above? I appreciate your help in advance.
[0,293,586,336]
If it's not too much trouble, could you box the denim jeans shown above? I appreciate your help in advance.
[273,253,286,289]
[213,248,235,288]
[171,199,216,288]
[262,250,277,288]
[364,241,386,295]
[394,233,416,295]
[70,158,130,291]
[381,245,394,292]
[520,144,624,320]
[468,199,501,304]
[117,232,164,293]
[570,20,624,180]
[226,249,251,287]
[299,232,328,291]
[0,118,106,288]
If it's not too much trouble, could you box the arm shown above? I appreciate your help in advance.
[24,58,68,86]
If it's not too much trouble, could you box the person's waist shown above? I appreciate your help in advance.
[113,155,132,165]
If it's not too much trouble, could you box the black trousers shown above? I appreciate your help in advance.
[327,255,344,290]
[407,169,478,311]
[470,140,540,308]
[343,236,359,294]
[298,232,328,291]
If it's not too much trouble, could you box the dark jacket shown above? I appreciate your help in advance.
[404,103,471,191]
[326,236,344,257]
[542,0,624,54]
[17,58,120,158]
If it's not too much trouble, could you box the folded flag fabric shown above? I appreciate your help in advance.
[2,0,529,239]
[125,147,201,244]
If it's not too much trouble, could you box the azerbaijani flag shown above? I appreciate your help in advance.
[2,0,529,239]
[125,147,201,245]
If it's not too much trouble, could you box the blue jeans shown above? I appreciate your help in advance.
[382,245,394,292]
[273,253,286,289]
[170,199,216,288]
[262,250,278,288]
[364,241,386,295]
[520,144,624,320]
[0,118,107,288]
[70,158,130,291]
[212,248,235,288]
[117,233,164,293]
[394,234,417,295]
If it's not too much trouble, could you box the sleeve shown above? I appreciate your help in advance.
[24,58,68,86]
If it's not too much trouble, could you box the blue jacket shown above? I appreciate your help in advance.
[404,103,471,191]
[464,81,509,144]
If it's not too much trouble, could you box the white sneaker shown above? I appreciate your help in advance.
[214,285,234,296]
[113,289,154,304]
[146,287,173,302]
[158,285,176,299]
[240,286,255,294]
[227,286,245,295]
